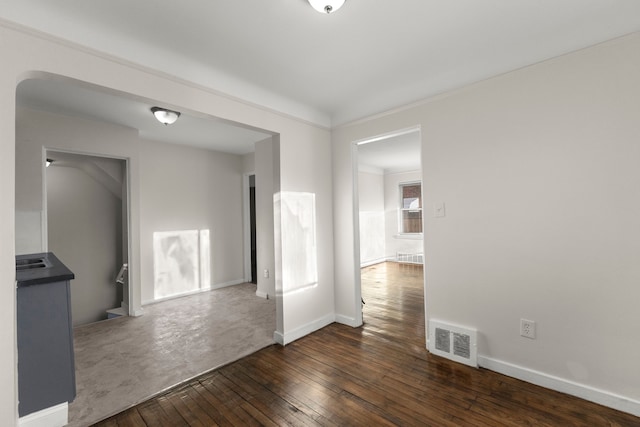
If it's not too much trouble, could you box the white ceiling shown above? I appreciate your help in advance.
[357,130,421,174]
[5,0,640,168]
[17,79,273,155]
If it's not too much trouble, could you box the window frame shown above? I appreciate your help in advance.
[398,181,423,235]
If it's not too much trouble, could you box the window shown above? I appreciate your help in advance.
[400,182,422,234]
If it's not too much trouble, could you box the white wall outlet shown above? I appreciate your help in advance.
[520,319,536,339]
[263,269,269,278]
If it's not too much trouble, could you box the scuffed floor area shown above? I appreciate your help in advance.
[69,283,275,426]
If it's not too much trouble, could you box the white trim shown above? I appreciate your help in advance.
[255,290,269,299]
[394,233,423,240]
[360,257,393,268]
[209,279,245,290]
[334,35,640,130]
[122,157,134,317]
[242,172,254,283]
[123,157,133,315]
[41,148,48,252]
[273,330,284,345]
[142,278,245,306]
[274,313,335,346]
[19,403,67,427]
[478,355,640,418]
[352,125,423,331]
[44,148,135,317]
[351,142,364,327]
[384,169,422,177]
[353,125,421,146]
[335,313,361,328]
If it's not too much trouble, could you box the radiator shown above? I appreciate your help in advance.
[396,252,424,265]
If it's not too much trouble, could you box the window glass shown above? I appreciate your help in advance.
[400,183,422,233]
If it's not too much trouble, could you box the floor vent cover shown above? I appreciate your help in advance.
[428,320,478,367]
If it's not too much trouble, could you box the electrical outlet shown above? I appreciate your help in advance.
[263,269,269,278]
[520,319,536,339]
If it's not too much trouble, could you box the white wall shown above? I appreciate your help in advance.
[358,170,385,265]
[254,137,277,299]
[138,137,245,303]
[333,33,640,415]
[47,162,121,326]
[384,171,423,259]
[276,127,334,344]
[1,21,334,425]
[16,107,247,304]
[14,106,143,317]
[358,169,424,266]
[241,152,255,175]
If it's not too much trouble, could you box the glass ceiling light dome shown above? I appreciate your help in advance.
[308,0,345,14]
[151,107,181,125]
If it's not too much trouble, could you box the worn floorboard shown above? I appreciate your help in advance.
[93,262,639,426]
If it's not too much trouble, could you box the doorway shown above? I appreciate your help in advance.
[250,174,257,284]
[244,173,258,284]
[352,126,425,326]
[45,150,130,326]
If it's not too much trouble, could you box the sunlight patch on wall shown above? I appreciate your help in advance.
[153,229,210,300]
[359,211,385,264]
[199,229,211,289]
[280,192,318,296]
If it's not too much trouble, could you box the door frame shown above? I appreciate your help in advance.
[242,172,256,283]
[43,148,133,316]
[351,125,424,329]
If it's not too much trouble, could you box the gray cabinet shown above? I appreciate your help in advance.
[16,252,76,417]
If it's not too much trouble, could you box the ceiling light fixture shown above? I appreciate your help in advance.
[308,0,345,14]
[151,107,181,125]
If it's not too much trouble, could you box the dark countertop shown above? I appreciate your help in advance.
[16,252,75,287]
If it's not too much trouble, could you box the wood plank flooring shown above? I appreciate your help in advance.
[93,262,639,426]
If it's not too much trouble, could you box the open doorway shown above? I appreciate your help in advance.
[15,75,279,425]
[244,173,258,284]
[250,175,257,284]
[353,126,425,329]
[45,150,129,326]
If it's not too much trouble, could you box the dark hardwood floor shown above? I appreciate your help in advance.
[94,262,639,426]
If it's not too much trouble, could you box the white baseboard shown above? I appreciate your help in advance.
[273,330,284,345]
[209,278,245,291]
[360,257,390,268]
[256,290,269,299]
[478,355,640,417]
[335,313,361,327]
[142,278,245,306]
[19,403,67,427]
[274,313,335,346]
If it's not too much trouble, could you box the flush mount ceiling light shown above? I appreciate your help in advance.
[308,0,345,14]
[151,107,181,125]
